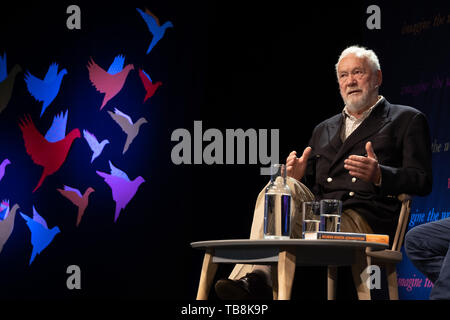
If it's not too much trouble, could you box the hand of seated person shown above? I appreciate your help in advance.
[286,146,312,182]
[344,141,381,185]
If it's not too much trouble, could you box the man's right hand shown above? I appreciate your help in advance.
[286,147,312,182]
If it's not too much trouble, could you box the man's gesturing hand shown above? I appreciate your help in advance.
[344,141,381,185]
[286,147,312,182]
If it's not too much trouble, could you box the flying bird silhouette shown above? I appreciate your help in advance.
[0,52,22,114]
[19,114,80,192]
[87,55,134,110]
[106,54,125,75]
[138,69,162,103]
[44,110,68,142]
[20,206,60,265]
[96,161,145,222]
[0,201,20,254]
[0,158,11,182]
[57,185,95,227]
[24,63,67,117]
[0,53,7,82]
[83,129,109,163]
[136,8,173,54]
[108,108,147,154]
[0,200,9,221]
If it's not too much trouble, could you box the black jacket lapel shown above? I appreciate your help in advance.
[330,99,391,169]
[327,115,344,153]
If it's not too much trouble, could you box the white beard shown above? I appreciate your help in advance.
[345,93,373,113]
[343,84,379,113]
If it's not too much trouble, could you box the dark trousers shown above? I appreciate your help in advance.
[405,217,450,300]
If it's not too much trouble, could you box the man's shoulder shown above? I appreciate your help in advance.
[311,99,426,132]
[386,102,424,116]
[383,101,428,125]
[315,113,341,129]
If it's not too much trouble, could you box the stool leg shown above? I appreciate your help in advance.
[386,263,399,300]
[196,249,218,300]
[327,266,338,300]
[278,248,296,300]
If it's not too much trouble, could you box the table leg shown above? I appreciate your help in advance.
[351,249,372,300]
[327,266,338,300]
[196,249,218,300]
[271,264,278,300]
[277,247,296,300]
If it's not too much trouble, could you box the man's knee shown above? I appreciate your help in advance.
[404,224,428,258]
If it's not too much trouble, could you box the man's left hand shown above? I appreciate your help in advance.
[344,141,381,185]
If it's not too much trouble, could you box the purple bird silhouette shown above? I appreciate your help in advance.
[0,158,11,182]
[96,161,145,222]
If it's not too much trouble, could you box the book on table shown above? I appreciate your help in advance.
[304,231,389,245]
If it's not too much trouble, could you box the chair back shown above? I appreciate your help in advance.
[391,194,412,252]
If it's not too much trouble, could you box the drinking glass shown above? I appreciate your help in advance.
[319,199,342,232]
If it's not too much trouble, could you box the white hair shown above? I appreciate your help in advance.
[335,45,381,76]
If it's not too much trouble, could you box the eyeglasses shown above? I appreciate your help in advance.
[338,68,366,83]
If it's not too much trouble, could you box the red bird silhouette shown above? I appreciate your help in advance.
[87,57,134,110]
[138,69,162,103]
[19,115,80,192]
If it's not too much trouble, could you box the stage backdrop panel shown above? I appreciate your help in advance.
[363,0,450,300]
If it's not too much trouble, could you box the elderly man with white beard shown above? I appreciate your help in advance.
[214,45,433,300]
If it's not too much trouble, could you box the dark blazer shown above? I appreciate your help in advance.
[303,98,433,238]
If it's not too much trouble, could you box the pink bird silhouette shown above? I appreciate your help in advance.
[87,56,134,110]
[19,114,80,192]
[138,69,162,103]
[57,185,95,227]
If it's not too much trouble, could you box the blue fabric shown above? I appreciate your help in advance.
[405,217,450,299]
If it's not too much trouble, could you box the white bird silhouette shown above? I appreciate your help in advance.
[83,129,109,163]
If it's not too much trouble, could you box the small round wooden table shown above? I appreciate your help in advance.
[191,239,388,300]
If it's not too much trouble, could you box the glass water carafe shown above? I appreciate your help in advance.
[264,164,292,239]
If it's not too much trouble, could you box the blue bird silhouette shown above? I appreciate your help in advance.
[107,55,125,75]
[0,52,7,82]
[45,110,68,142]
[20,206,60,265]
[136,8,173,54]
[0,199,10,221]
[24,63,67,117]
